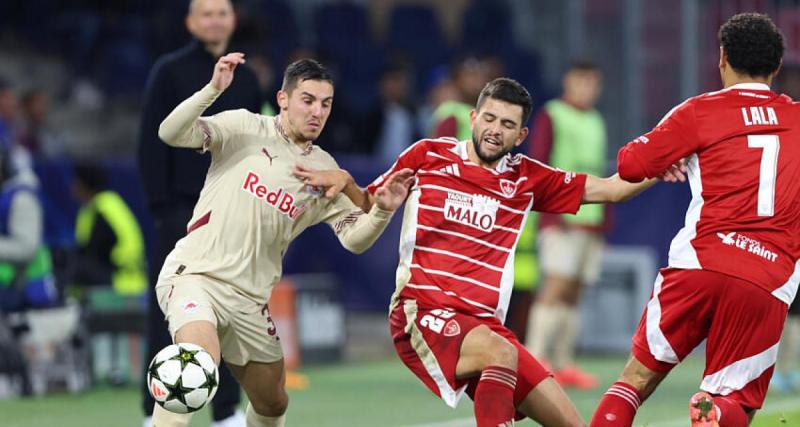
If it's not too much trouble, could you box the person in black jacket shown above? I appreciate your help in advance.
[137,1,262,426]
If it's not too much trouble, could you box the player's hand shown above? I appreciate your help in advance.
[374,169,415,211]
[293,165,352,199]
[210,52,245,92]
[658,158,688,183]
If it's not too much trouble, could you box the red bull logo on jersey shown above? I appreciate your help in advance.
[444,192,500,232]
[717,231,778,262]
[242,171,307,220]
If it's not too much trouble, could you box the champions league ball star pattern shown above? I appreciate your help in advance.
[147,343,219,414]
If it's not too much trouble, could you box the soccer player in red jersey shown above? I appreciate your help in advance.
[589,13,797,427]
[295,77,677,426]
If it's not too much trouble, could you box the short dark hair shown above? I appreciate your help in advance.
[476,78,533,124]
[719,13,784,78]
[73,163,107,192]
[281,59,333,93]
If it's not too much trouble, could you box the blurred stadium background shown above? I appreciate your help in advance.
[0,0,799,426]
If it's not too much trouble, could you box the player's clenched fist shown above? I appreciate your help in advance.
[210,52,246,92]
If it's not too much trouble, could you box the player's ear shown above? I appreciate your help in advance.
[469,109,477,127]
[516,127,529,147]
[277,90,288,110]
[719,46,726,70]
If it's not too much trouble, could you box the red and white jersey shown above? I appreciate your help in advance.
[368,138,586,321]
[618,83,800,305]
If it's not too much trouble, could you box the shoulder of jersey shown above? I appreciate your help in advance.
[413,137,459,152]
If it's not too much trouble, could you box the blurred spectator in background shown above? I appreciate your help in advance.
[19,89,66,158]
[771,61,800,394]
[373,59,419,166]
[0,80,20,146]
[416,67,458,138]
[0,144,56,313]
[247,53,278,116]
[72,164,146,296]
[431,55,490,140]
[526,60,606,390]
[506,214,540,342]
[72,163,146,385]
[136,0,261,425]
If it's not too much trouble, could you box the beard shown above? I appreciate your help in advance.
[471,134,512,164]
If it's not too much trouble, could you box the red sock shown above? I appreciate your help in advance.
[474,366,517,427]
[589,381,642,427]
[714,396,748,427]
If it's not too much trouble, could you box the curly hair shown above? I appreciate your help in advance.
[719,13,784,78]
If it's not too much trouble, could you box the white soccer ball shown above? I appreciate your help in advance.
[147,343,219,414]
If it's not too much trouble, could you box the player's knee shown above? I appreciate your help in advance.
[252,391,289,416]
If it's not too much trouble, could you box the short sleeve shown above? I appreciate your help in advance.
[366,139,428,194]
[526,159,587,214]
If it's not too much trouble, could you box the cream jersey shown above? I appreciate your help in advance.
[157,84,393,304]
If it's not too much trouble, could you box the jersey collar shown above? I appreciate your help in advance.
[454,140,513,174]
[727,83,771,91]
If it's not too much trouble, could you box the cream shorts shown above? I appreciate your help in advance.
[538,227,604,285]
[155,273,283,366]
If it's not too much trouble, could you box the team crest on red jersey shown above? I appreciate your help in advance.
[443,319,461,337]
[499,179,517,197]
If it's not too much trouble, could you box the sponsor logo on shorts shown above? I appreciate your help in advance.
[443,192,499,232]
[242,171,307,220]
[717,231,778,262]
[443,319,461,337]
[182,301,199,314]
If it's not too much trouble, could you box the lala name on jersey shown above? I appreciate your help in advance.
[741,106,778,126]
[241,171,307,220]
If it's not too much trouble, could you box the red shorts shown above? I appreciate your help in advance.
[632,268,788,410]
[389,299,550,411]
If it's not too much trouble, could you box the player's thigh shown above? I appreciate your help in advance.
[456,324,517,377]
[156,275,223,363]
[631,269,715,372]
[227,358,288,414]
[517,377,585,427]
[702,277,788,410]
[220,301,283,368]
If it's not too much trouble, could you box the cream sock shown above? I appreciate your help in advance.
[525,304,564,362]
[151,404,192,427]
[553,306,579,370]
[246,403,286,427]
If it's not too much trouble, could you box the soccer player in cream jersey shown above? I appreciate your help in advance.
[150,54,413,427]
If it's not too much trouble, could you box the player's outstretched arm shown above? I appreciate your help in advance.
[158,53,246,149]
[582,158,687,204]
[293,165,414,212]
[582,174,658,204]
